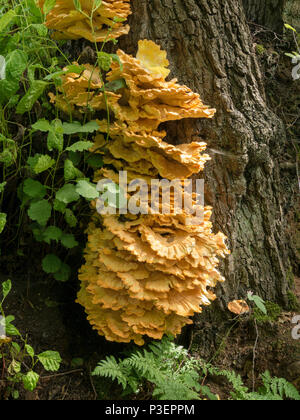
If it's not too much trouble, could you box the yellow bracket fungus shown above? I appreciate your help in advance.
[39,0,131,42]
[74,40,230,345]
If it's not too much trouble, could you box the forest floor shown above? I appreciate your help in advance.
[0,24,299,401]
[0,271,299,400]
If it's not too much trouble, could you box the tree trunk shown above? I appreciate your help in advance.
[242,0,285,33]
[118,0,295,351]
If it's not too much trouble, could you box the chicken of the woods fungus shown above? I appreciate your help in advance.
[38,0,131,42]
[59,40,230,345]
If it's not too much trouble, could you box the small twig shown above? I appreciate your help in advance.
[88,364,98,400]
[252,319,259,392]
[61,378,72,400]
[40,369,83,380]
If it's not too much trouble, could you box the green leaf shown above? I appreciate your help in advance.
[32,155,56,174]
[54,263,71,282]
[73,0,82,12]
[32,119,51,132]
[247,292,267,315]
[0,181,7,193]
[42,254,62,274]
[37,351,62,372]
[0,50,28,104]
[47,119,64,152]
[66,141,94,152]
[2,279,11,302]
[9,360,21,374]
[53,199,67,213]
[63,121,99,135]
[6,50,28,81]
[285,24,296,32]
[0,10,16,33]
[11,342,21,354]
[97,52,112,72]
[23,371,39,392]
[93,0,102,9]
[5,319,20,336]
[56,184,80,204]
[86,154,103,169]
[43,226,62,244]
[43,0,56,15]
[102,78,126,92]
[16,80,47,115]
[64,209,77,228]
[25,344,35,358]
[44,65,85,81]
[23,179,47,199]
[31,23,48,37]
[61,233,78,249]
[76,180,99,200]
[28,200,52,226]
[0,212,7,234]
[64,159,84,181]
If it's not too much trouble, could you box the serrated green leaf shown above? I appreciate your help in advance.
[42,254,62,274]
[32,154,55,174]
[97,52,112,71]
[76,180,99,200]
[64,208,77,227]
[0,10,16,33]
[23,179,47,199]
[31,23,48,37]
[0,50,27,104]
[56,184,80,204]
[32,119,51,132]
[53,199,67,213]
[23,371,39,392]
[61,233,79,249]
[54,263,71,282]
[28,200,52,226]
[64,159,84,181]
[66,141,94,152]
[37,351,62,372]
[47,119,64,152]
[42,226,62,244]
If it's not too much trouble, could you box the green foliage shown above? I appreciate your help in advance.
[0,280,61,399]
[247,292,267,314]
[93,338,300,401]
[93,337,212,400]
[253,301,282,324]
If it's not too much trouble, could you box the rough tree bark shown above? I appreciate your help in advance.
[242,0,285,33]
[118,0,295,351]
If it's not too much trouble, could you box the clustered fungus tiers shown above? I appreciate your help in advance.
[39,0,131,42]
[64,40,230,345]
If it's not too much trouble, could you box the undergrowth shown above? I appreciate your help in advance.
[93,337,300,401]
